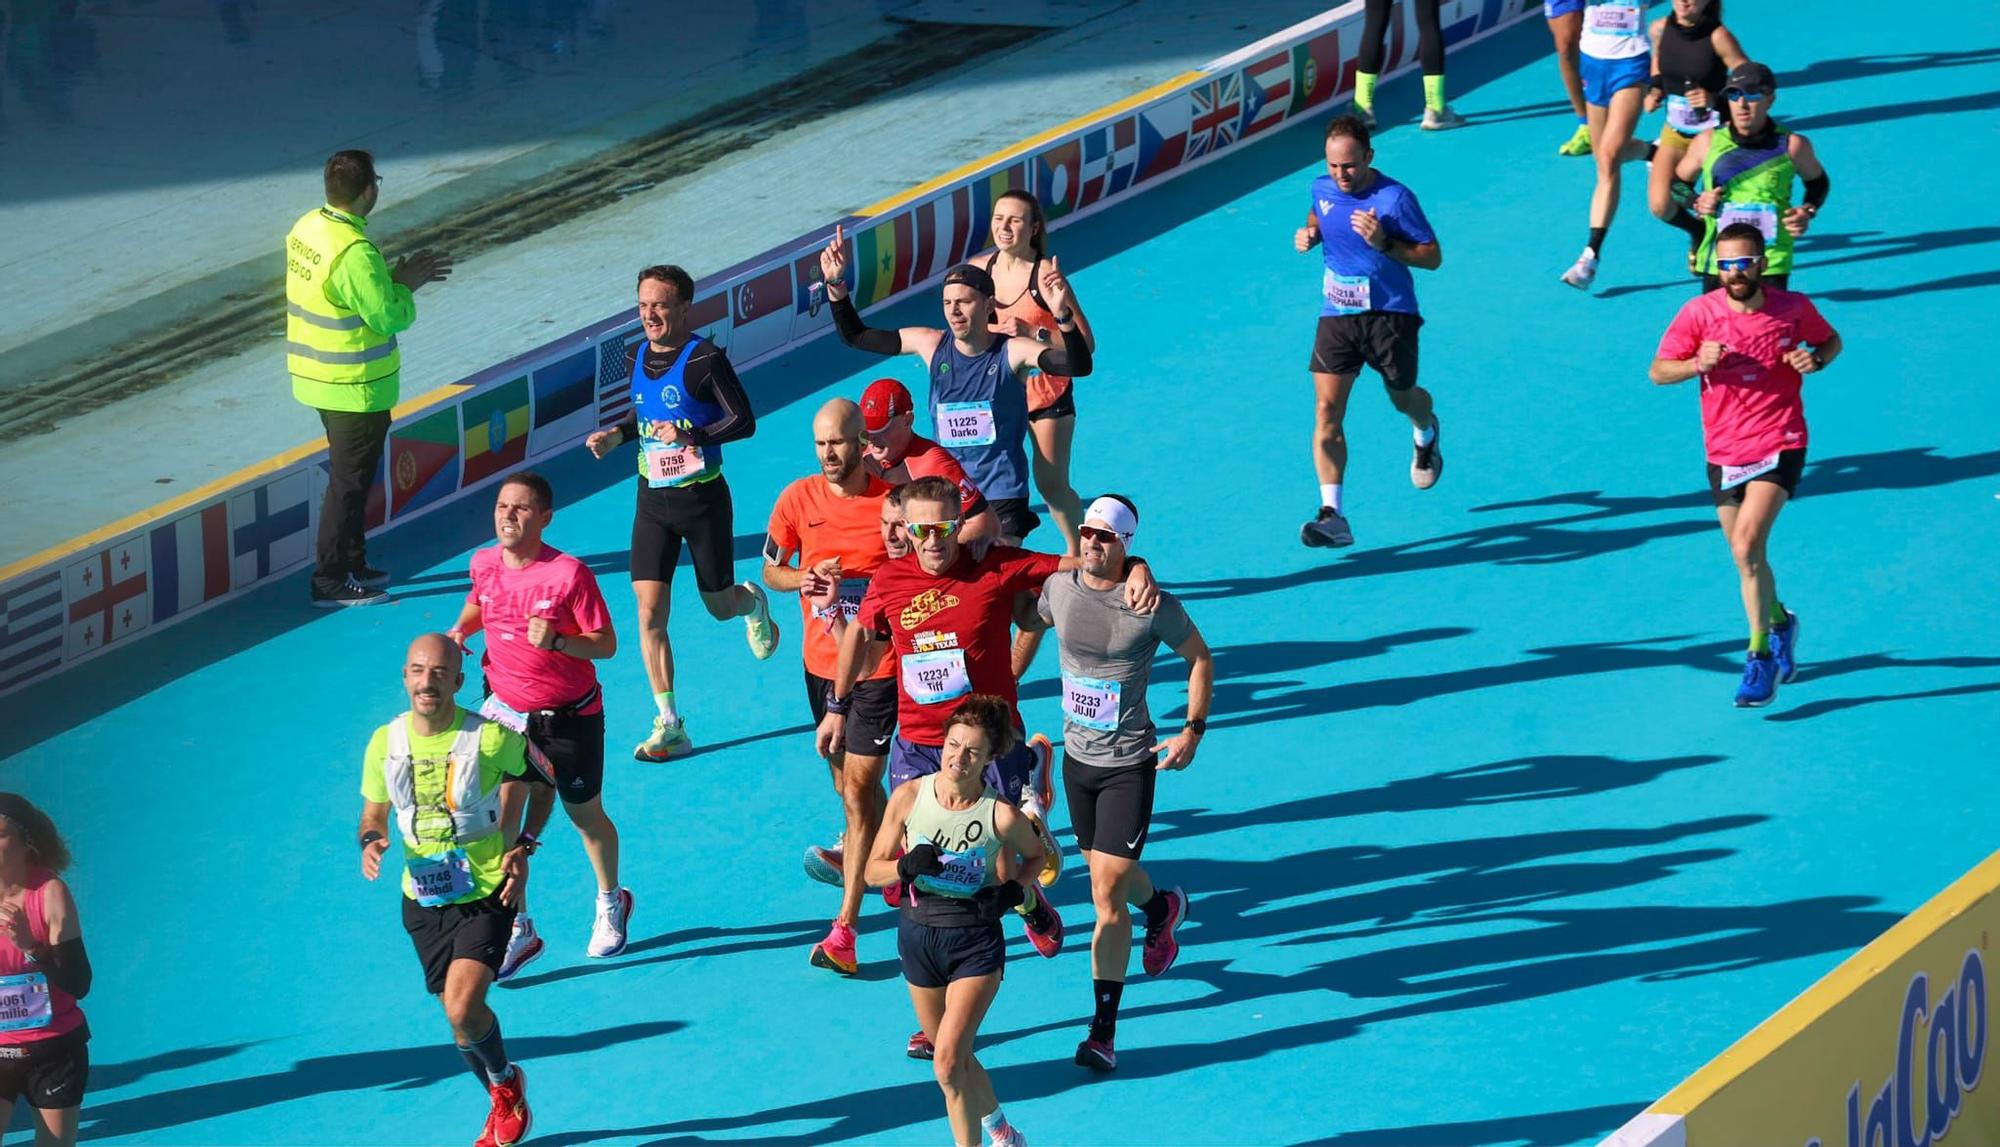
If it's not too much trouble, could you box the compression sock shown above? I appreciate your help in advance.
[459,1019,513,1087]
[1320,484,1344,513]
[1669,206,1706,244]
[1138,889,1169,926]
[1587,226,1608,257]
[654,691,679,723]
[1091,979,1125,1043]
[1355,72,1379,111]
[1423,73,1447,112]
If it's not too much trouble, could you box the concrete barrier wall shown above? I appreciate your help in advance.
[0,0,1537,696]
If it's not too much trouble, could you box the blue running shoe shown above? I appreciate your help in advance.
[1769,611,1801,684]
[1734,654,1779,708]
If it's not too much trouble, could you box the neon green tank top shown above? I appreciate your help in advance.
[1698,125,1797,275]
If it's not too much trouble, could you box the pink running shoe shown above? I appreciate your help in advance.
[1074,1036,1117,1072]
[1022,894,1065,959]
[1142,887,1187,977]
[809,920,858,976]
[906,1030,935,1060]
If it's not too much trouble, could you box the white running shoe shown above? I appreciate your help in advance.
[743,582,780,660]
[1420,104,1466,131]
[496,915,545,983]
[588,889,634,958]
[1561,250,1599,291]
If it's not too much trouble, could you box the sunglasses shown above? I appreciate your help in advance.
[1716,256,1763,272]
[1077,526,1130,544]
[906,520,960,542]
[1723,88,1767,103]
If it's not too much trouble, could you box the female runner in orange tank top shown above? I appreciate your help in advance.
[981,190,1097,555]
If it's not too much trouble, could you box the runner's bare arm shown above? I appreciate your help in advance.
[1155,623,1214,772]
[447,601,482,649]
[1675,132,1711,187]
[993,801,1046,888]
[497,777,532,908]
[359,800,391,880]
[761,535,804,593]
[864,782,920,888]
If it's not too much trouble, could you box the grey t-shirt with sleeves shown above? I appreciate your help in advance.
[1037,571,1194,768]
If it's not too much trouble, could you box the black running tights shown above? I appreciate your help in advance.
[1357,0,1445,76]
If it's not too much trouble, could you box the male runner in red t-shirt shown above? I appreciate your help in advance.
[859,378,1001,545]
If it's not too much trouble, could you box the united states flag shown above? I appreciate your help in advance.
[1187,75,1243,160]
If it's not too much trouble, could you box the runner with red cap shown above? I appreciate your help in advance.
[860,378,1000,548]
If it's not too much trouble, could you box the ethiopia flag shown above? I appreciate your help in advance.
[391,406,460,519]
[460,376,530,485]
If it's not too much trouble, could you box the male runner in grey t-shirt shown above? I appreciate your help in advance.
[1031,495,1212,1074]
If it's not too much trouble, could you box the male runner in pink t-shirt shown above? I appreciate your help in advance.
[1651,223,1842,709]
[449,471,632,977]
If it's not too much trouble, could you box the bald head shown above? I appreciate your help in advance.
[812,398,865,487]
[404,633,465,719]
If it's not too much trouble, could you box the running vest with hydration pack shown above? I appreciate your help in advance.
[284,207,401,392]
[1699,126,1797,275]
[382,712,503,848]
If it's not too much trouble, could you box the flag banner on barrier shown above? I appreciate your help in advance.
[1136,97,1190,186]
[531,348,598,455]
[64,539,149,659]
[1240,49,1293,138]
[232,470,312,587]
[1187,73,1244,160]
[730,263,794,363]
[1036,138,1083,221]
[150,503,230,624]
[460,376,531,486]
[1290,27,1345,115]
[389,408,461,519]
[596,329,644,427]
[0,571,63,694]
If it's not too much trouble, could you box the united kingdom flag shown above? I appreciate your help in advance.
[1186,74,1243,160]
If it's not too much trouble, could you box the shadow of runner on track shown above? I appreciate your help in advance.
[78,1021,683,1141]
[1285,1100,1655,1147]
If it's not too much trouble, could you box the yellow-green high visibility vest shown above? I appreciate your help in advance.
[285,207,401,389]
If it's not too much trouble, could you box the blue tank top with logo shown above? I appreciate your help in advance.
[629,337,725,486]
[927,335,1028,501]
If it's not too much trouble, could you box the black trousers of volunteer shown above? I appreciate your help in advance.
[1062,751,1159,861]
[0,1027,89,1110]
[631,476,737,593]
[314,408,392,594]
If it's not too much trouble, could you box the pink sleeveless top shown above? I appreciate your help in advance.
[0,869,85,1043]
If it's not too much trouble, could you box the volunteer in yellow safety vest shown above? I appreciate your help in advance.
[286,148,453,608]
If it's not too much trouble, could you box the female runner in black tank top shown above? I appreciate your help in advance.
[1645,0,1748,269]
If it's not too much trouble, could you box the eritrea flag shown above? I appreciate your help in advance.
[390,406,460,519]
[460,376,530,486]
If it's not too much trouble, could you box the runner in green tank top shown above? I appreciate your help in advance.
[1673,61,1830,287]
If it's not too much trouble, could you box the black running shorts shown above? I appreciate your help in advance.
[897,915,1006,987]
[403,890,517,995]
[0,1028,89,1110]
[630,475,737,593]
[1707,448,1806,508]
[805,669,898,757]
[525,707,606,806]
[1310,312,1423,391]
[986,497,1042,543]
[1062,752,1159,860]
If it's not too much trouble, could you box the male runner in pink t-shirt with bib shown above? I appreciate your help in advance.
[450,471,633,977]
[1651,222,1842,709]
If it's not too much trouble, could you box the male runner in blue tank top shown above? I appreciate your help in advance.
[820,224,1094,546]
[584,265,780,763]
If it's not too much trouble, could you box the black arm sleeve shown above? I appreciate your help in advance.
[614,415,639,446]
[35,937,90,1000]
[831,295,902,356]
[1035,319,1093,378]
[681,348,757,448]
[1802,172,1830,210]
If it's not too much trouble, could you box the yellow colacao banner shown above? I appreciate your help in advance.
[1605,851,1996,1147]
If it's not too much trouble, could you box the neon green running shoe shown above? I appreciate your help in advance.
[1558,123,1592,156]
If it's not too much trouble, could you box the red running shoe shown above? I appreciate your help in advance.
[809,920,859,976]
[474,1065,530,1147]
[1022,894,1065,959]
[1142,887,1187,977]
[907,1030,935,1060]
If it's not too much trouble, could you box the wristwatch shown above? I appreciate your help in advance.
[1185,718,1207,736]
[1809,350,1826,369]
[359,830,386,851]
[512,832,540,856]
[552,634,568,653]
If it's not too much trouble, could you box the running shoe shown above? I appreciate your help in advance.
[1560,250,1599,291]
[1024,735,1062,887]
[993,1128,1029,1147]
[1028,732,1056,819]
[1558,122,1592,156]
[1420,104,1466,131]
[634,715,693,762]
[743,581,780,661]
[1142,887,1188,977]
[1300,507,1354,549]
[495,915,545,983]
[803,843,845,887]
[1769,610,1802,684]
[476,1065,530,1147]
[587,888,634,958]
[1350,102,1377,130]
[1074,1036,1118,1072]
[1733,654,1779,708]
[1410,417,1443,490]
[351,564,392,588]
[907,1030,935,1060]
[1022,894,1066,959]
[809,920,859,976]
[311,576,389,609]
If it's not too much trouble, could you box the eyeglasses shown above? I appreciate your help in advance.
[906,520,960,542]
[1723,88,1767,103]
[1077,526,1130,544]
[1715,256,1763,272]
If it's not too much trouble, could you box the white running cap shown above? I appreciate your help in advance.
[1084,496,1137,540]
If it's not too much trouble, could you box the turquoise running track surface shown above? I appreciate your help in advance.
[7,4,2000,1144]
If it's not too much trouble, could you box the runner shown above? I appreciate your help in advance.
[822,227,1095,547]
[1545,1,1594,156]
[358,633,538,1146]
[1294,114,1444,549]
[586,264,780,762]
[762,398,900,976]
[1673,61,1830,291]
[448,471,633,980]
[1644,0,1748,273]
[1026,496,1213,1072]
[1351,0,1465,131]
[1558,0,1660,290]
[858,378,1001,548]
[1648,223,1842,707]
[864,695,1046,1147]
[981,190,1094,554]
[0,795,92,1147]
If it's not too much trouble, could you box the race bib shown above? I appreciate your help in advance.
[1062,673,1123,733]
[1585,3,1642,35]
[478,694,529,734]
[408,847,475,907]
[1719,452,1782,489]
[1718,201,1780,243]
[902,648,971,705]
[913,845,988,898]
[642,440,707,488]
[935,402,997,448]
[0,973,52,1033]
[1323,270,1372,315]
[835,577,869,619]
[1665,93,1717,134]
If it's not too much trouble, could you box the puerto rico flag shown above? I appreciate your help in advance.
[1240,52,1292,138]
